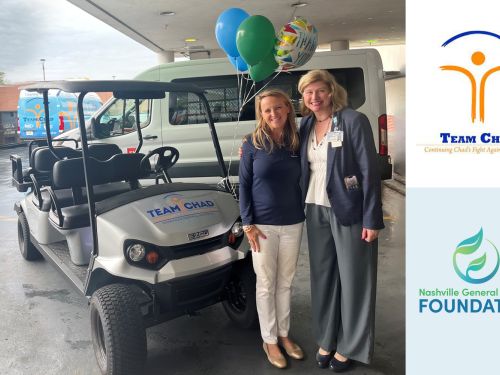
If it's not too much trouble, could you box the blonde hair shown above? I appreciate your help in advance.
[297,69,348,116]
[252,89,299,153]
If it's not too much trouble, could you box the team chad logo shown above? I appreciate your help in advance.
[440,31,500,123]
[453,227,500,284]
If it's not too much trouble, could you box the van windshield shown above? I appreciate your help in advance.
[92,98,151,139]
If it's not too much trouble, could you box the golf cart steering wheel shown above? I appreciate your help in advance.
[141,146,179,183]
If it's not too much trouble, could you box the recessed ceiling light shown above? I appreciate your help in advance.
[291,2,308,8]
[185,38,197,43]
[160,11,175,16]
[367,17,374,20]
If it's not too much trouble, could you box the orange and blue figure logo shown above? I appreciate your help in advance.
[440,30,500,123]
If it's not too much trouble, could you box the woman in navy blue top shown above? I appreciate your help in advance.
[239,89,305,369]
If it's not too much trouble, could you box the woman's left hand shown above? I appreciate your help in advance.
[362,228,379,243]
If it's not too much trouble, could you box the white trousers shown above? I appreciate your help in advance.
[252,222,304,344]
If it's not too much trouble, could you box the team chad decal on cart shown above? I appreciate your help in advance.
[146,193,218,224]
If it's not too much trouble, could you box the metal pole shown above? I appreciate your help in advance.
[40,59,46,81]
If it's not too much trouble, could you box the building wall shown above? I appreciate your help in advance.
[0,85,23,144]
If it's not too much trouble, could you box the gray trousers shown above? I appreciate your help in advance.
[306,204,378,364]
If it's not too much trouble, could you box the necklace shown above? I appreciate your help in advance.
[313,121,330,148]
[315,113,332,123]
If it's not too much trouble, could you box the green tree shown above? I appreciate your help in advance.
[0,72,5,84]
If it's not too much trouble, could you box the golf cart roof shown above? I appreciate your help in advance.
[22,80,205,98]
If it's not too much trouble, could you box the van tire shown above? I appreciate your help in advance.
[90,284,146,375]
[18,211,42,260]
[222,259,258,329]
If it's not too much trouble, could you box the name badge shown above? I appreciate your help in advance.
[326,130,343,148]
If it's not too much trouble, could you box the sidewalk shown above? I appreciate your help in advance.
[383,172,405,195]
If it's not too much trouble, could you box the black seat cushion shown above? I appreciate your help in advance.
[49,203,90,229]
[35,188,75,212]
[88,143,122,161]
[49,153,151,229]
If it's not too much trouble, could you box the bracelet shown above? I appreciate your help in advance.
[243,225,255,233]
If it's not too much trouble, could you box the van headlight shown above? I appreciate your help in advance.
[127,243,146,262]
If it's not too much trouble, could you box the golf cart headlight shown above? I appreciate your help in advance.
[127,243,146,262]
[231,221,244,237]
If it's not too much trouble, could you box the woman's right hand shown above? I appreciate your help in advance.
[238,137,247,159]
[245,226,267,252]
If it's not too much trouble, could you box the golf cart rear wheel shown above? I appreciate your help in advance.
[90,284,146,375]
[222,260,258,329]
[18,211,41,260]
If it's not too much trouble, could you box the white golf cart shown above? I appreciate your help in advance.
[10,81,257,375]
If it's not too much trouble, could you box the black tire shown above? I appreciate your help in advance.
[18,211,42,260]
[90,284,147,375]
[222,258,258,329]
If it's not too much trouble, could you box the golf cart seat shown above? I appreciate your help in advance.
[23,146,81,188]
[31,144,124,211]
[26,143,122,181]
[48,153,150,229]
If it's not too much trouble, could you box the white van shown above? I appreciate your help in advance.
[58,49,391,180]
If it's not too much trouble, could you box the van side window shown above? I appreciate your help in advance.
[170,68,365,125]
[92,98,151,139]
[169,77,256,125]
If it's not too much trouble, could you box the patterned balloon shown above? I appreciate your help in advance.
[274,17,318,70]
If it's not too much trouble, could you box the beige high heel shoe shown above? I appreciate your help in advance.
[278,338,304,360]
[263,342,287,369]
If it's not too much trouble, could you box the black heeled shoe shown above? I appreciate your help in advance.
[316,351,332,369]
[329,356,352,372]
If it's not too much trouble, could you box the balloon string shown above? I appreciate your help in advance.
[229,69,245,196]
[242,81,255,108]
[226,68,248,197]
[288,6,298,23]
[226,68,282,197]
[241,70,282,108]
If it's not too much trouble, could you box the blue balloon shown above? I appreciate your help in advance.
[215,8,249,57]
[228,56,248,72]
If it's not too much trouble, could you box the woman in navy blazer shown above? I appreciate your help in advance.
[297,70,384,372]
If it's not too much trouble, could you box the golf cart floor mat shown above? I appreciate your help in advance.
[48,241,88,284]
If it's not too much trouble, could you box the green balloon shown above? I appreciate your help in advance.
[249,52,278,82]
[236,15,276,66]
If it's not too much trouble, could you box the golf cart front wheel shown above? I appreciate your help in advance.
[18,211,41,260]
[90,284,146,375]
[222,260,258,329]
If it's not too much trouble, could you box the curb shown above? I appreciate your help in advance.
[0,143,26,150]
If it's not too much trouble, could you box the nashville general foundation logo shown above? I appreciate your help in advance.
[418,228,500,314]
[453,227,500,284]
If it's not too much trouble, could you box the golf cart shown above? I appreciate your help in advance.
[10,80,257,375]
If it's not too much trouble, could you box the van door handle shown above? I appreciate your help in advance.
[143,135,158,140]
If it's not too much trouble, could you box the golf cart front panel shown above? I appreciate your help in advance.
[94,185,246,283]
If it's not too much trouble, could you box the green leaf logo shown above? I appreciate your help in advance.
[453,228,500,284]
